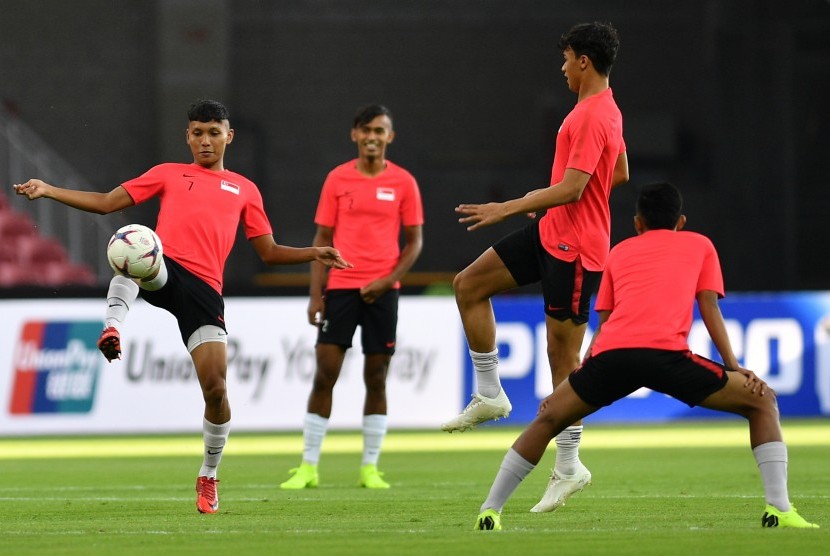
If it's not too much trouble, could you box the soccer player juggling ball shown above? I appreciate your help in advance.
[13,99,350,514]
[443,21,628,514]
[473,182,819,531]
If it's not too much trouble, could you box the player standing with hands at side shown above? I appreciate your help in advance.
[442,22,628,513]
[13,99,350,514]
[280,104,423,490]
[474,182,819,531]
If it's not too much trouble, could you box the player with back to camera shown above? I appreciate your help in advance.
[442,21,628,513]
[12,99,350,514]
[473,181,819,531]
[279,104,424,490]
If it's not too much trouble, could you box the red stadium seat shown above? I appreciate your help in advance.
[0,262,39,287]
[0,211,36,240]
[15,235,69,265]
[38,261,99,286]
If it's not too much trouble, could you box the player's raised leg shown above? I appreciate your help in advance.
[442,248,516,432]
[98,275,139,362]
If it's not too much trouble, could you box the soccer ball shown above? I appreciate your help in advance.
[106,224,163,279]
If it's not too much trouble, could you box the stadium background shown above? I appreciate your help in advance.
[1,0,828,292]
[0,0,829,432]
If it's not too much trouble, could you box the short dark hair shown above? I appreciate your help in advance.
[557,21,620,76]
[636,182,683,230]
[353,104,393,128]
[188,99,230,123]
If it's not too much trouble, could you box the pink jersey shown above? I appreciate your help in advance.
[314,160,423,289]
[592,229,725,355]
[539,88,625,271]
[121,162,273,293]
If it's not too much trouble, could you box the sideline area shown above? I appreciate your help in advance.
[1,419,827,459]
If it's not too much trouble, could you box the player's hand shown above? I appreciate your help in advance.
[12,179,51,200]
[455,202,508,231]
[307,296,324,326]
[732,366,771,396]
[360,278,393,304]
[315,247,352,269]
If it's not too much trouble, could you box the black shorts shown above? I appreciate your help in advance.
[140,255,226,346]
[493,221,601,324]
[568,348,730,408]
[318,289,399,355]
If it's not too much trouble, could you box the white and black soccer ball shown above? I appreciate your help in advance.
[106,224,163,279]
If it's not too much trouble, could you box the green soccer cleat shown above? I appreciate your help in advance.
[279,463,319,490]
[761,504,820,528]
[474,509,502,531]
[359,464,390,489]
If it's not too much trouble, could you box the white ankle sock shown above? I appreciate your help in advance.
[199,418,230,479]
[481,448,536,512]
[104,275,139,329]
[362,414,388,466]
[302,413,329,465]
[554,425,583,475]
[753,441,790,512]
[471,348,501,398]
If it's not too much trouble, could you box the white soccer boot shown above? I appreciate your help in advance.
[441,390,512,432]
[530,462,592,513]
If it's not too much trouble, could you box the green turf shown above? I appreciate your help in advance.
[0,421,827,555]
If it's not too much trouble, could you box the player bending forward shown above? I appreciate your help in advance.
[474,182,819,531]
[13,99,350,514]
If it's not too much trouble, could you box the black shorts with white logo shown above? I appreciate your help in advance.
[317,289,398,355]
[568,348,730,408]
[493,221,601,324]
[140,255,226,346]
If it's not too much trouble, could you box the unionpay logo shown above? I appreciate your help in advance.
[9,321,103,414]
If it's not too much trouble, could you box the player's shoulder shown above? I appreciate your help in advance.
[221,168,256,185]
[677,230,717,251]
[328,160,357,177]
[384,160,418,184]
[146,162,187,174]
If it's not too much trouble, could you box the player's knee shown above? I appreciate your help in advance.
[452,269,471,300]
[311,369,338,392]
[200,377,227,406]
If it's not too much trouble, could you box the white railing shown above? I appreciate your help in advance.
[0,108,126,283]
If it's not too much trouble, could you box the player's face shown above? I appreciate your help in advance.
[186,119,234,170]
[351,115,394,160]
[561,47,583,93]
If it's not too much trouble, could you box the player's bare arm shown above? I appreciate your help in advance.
[456,168,590,231]
[307,225,334,325]
[250,234,351,269]
[696,289,768,396]
[360,224,423,304]
[611,152,629,189]
[13,180,134,214]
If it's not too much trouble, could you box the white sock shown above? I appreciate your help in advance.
[199,418,230,479]
[302,413,329,465]
[554,425,583,475]
[481,448,536,512]
[753,441,790,512]
[104,275,139,330]
[139,258,168,291]
[362,414,388,466]
[471,348,501,398]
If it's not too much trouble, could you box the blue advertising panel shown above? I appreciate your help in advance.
[462,292,830,424]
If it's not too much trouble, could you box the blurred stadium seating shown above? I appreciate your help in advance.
[0,190,97,287]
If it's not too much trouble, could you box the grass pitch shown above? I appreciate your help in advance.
[0,420,827,555]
